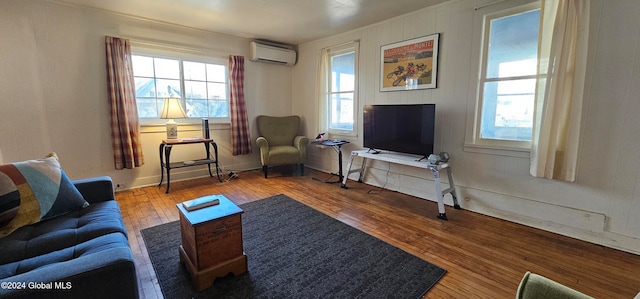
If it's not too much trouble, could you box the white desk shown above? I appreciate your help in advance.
[341,149,460,220]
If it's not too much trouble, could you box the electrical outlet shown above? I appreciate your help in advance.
[229,172,238,179]
[116,183,126,189]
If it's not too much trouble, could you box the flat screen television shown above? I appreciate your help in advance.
[363,104,435,158]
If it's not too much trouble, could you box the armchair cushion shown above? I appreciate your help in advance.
[267,146,303,166]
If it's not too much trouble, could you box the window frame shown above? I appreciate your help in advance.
[131,46,230,126]
[324,41,359,138]
[465,1,542,154]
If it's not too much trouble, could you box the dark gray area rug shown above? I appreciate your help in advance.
[141,194,446,298]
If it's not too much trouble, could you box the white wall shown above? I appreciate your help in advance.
[3,0,640,255]
[0,0,293,189]
[293,0,640,254]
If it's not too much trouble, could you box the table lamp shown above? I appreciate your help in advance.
[160,97,187,139]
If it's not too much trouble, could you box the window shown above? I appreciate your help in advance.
[131,51,229,122]
[322,42,359,136]
[472,2,541,149]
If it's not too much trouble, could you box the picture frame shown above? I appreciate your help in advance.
[380,33,440,91]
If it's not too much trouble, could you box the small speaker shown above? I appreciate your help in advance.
[202,118,210,139]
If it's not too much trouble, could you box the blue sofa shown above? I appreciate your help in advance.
[0,176,138,299]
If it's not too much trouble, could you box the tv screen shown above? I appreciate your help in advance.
[363,104,435,157]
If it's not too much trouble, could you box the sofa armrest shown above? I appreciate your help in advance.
[73,176,115,204]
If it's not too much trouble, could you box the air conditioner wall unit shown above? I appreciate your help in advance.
[249,41,297,66]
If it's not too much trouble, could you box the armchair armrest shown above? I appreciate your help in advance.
[256,137,270,166]
[73,176,115,204]
[294,136,309,149]
[294,136,309,163]
[256,136,269,150]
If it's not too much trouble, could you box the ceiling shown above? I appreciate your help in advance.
[56,0,449,45]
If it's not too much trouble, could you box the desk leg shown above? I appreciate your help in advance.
[204,142,213,177]
[158,143,165,187]
[315,145,344,184]
[210,142,222,182]
[164,145,173,194]
[341,154,367,189]
[357,157,367,183]
[341,151,354,189]
[429,166,447,220]
[446,167,461,210]
[337,145,344,182]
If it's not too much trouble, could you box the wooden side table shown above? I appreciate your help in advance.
[177,195,247,291]
[158,138,222,193]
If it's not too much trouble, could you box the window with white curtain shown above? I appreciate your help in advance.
[131,48,229,123]
[468,1,542,151]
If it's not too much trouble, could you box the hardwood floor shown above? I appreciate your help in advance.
[116,168,640,298]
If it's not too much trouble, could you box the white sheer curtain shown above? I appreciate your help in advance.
[530,0,590,182]
[316,48,330,134]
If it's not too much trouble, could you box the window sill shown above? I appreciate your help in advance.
[463,143,530,158]
[327,133,358,142]
[141,122,230,134]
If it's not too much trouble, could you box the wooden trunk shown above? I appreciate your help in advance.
[177,195,247,291]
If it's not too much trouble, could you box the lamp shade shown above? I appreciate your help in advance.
[160,98,187,119]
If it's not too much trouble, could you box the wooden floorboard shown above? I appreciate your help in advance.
[116,168,640,298]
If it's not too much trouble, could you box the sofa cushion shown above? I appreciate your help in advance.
[0,200,126,266]
[0,153,89,237]
[0,232,130,279]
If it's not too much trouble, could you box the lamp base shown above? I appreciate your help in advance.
[166,120,178,139]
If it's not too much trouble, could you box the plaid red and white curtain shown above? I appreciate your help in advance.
[229,56,252,155]
[105,36,144,169]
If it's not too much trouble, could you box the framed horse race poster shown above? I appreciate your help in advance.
[380,34,440,91]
